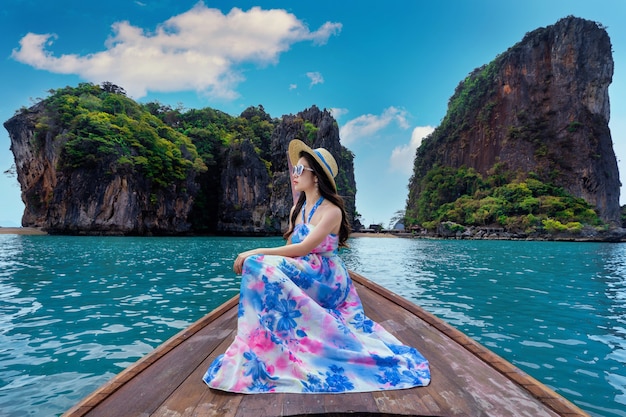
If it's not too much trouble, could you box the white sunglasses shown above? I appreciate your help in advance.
[292,164,314,176]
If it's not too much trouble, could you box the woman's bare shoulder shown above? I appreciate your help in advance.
[316,202,342,226]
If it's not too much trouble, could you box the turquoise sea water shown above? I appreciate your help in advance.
[0,235,624,416]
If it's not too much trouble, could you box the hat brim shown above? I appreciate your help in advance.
[288,139,337,191]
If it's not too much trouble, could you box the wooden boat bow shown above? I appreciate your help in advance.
[63,270,590,416]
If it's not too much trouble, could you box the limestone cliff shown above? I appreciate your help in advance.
[407,16,620,225]
[5,87,356,235]
[5,101,200,235]
[216,106,356,234]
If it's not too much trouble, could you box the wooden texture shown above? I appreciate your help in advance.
[63,271,590,417]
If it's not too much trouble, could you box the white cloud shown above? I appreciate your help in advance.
[389,126,435,175]
[339,106,409,145]
[289,83,297,90]
[306,71,324,87]
[329,107,348,119]
[11,3,342,99]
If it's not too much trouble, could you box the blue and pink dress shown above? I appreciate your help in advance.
[203,198,430,393]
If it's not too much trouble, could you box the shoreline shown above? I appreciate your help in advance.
[0,228,400,238]
[2,227,624,242]
[0,227,401,238]
[350,232,399,238]
[0,227,48,235]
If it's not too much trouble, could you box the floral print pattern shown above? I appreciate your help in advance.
[203,222,431,393]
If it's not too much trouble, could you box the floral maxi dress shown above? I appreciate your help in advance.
[203,199,431,393]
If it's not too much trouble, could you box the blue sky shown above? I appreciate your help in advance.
[1,1,625,227]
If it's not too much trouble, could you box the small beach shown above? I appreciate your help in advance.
[0,227,47,235]
[350,232,398,238]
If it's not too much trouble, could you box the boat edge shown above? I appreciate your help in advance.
[347,270,590,417]
[62,271,591,417]
[61,294,240,417]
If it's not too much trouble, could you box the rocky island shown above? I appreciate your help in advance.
[4,88,356,235]
[405,16,625,241]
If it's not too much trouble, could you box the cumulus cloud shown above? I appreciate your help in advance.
[11,3,342,98]
[389,126,435,175]
[339,107,409,145]
[329,107,348,119]
[306,71,324,87]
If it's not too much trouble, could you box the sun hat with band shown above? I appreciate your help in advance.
[288,139,338,191]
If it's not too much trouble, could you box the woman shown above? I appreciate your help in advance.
[203,139,430,393]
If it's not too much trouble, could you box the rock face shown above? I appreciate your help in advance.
[408,16,620,224]
[5,102,199,235]
[5,102,356,235]
[217,106,356,234]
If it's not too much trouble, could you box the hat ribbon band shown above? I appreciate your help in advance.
[314,150,335,177]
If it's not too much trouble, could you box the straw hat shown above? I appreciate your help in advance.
[288,139,338,191]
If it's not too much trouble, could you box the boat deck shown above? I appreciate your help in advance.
[63,271,589,416]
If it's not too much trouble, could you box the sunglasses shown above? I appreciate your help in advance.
[292,164,314,176]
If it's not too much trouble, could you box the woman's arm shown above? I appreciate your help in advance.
[233,205,341,274]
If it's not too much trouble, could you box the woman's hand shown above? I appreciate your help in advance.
[233,249,258,274]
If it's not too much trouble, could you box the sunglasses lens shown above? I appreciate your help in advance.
[292,165,303,176]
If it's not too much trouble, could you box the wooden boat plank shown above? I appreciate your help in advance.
[353,298,468,415]
[65,297,238,417]
[355,285,518,416]
[323,392,378,414]
[151,327,238,417]
[63,271,589,417]
[82,334,209,417]
[282,393,327,415]
[145,313,238,417]
[236,393,287,416]
[192,390,243,417]
[371,389,445,415]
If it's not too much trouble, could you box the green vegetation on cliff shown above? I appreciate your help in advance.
[142,101,279,232]
[406,164,603,233]
[29,82,277,205]
[144,101,277,168]
[34,82,206,187]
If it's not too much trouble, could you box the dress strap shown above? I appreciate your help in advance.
[306,197,324,224]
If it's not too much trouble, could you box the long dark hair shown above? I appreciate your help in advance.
[283,151,351,247]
